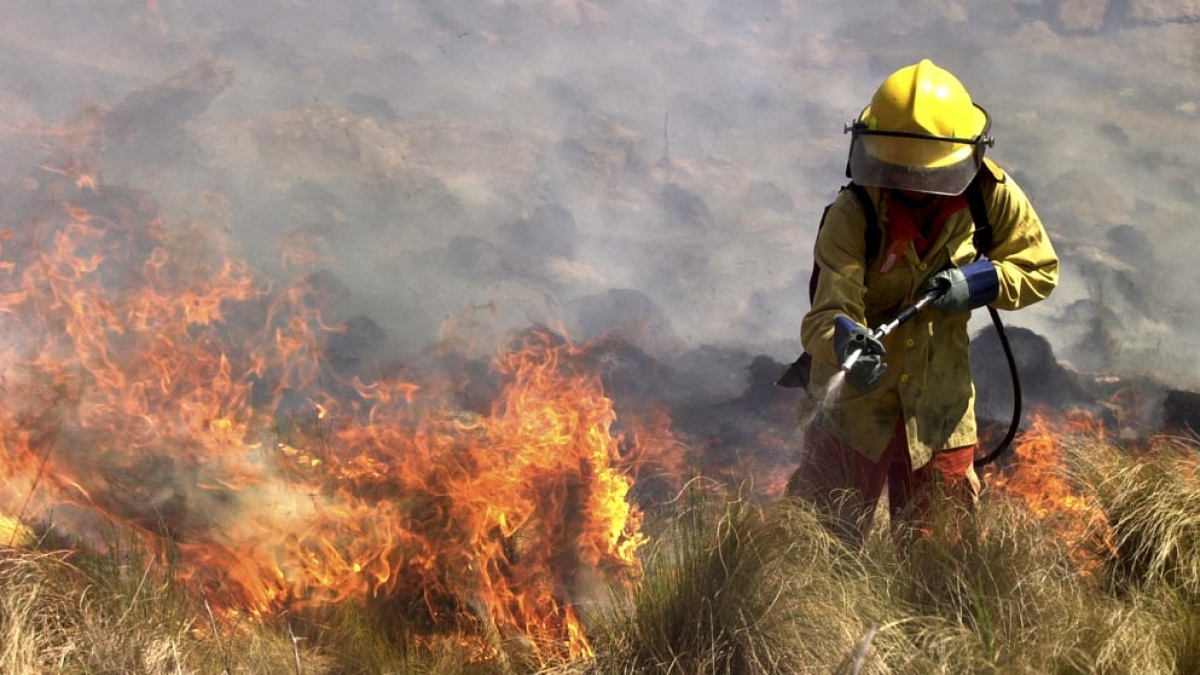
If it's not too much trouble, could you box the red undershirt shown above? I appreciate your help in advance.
[877,191,968,273]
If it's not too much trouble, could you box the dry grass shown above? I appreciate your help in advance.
[872,495,1170,674]
[1068,435,1200,672]
[0,537,531,674]
[576,482,885,674]
[572,430,1200,675]
[3,432,1200,674]
[0,542,313,674]
[1070,437,1200,598]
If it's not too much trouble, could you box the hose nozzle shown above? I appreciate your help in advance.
[839,288,945,374]
[839,334,868,373]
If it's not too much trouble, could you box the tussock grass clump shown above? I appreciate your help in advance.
[887,496,1074,669]
[1069,437,1200,599]
[1067,436,1200,672]
[879,493,1169,674]
[0,542,316,674]
[580,485,892,674]
[577,468,1193,675]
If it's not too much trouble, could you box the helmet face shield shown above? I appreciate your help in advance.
[846,104,994,196]
[848,138,984,195]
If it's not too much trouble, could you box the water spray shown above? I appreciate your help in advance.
[781,282,1022,469]
[838,287,1022,468]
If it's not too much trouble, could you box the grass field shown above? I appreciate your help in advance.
[2,426,1198,675]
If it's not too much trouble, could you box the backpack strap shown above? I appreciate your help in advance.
[805,183,880,301]
[844,182,882,261]
[964,174,992,257]
[779,183,879,388]
[806,203,834,302]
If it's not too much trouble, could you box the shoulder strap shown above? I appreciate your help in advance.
[844,182,881,260]
[965,175,992,256]
[781,183,880,389]
[807,204,833,302]
[808,183,880,301]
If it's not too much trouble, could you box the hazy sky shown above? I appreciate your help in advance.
[3,0,1199,386]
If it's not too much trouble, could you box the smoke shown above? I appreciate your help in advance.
[2,0,1199,385]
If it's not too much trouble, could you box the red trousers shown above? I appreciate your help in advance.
[786,420,980,547]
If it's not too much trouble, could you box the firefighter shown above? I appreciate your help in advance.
[786,59,1059,546]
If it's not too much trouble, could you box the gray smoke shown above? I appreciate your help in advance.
[2,0,1199,386]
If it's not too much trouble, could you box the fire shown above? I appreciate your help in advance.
[38,161,99,193]
[0,165,646,660]
[988,410,1115,573]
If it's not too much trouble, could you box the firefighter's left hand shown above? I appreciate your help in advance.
[921,259,999,315]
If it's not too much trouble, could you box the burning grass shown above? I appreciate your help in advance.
[0,543,314,674]
[3,120,1200,674]
[0,178,658,663]
[2,420,1200,673]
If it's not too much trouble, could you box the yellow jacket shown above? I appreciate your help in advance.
[800,160,1059,467]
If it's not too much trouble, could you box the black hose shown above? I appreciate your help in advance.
[974,305,1022,468]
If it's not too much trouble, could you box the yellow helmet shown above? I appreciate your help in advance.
[847,59,994,195]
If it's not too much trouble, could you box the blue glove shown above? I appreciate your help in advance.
[833,316,887,392]
[920,259,999,315]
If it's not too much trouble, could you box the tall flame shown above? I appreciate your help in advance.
[0,171,646,659]
[989,411,1115,573]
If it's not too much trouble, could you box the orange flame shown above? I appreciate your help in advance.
[989,410,1115,573]
[0,174,646,660]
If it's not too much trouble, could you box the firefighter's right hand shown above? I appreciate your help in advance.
[833,316,887,391]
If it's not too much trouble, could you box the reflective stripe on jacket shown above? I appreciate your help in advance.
[799,159,1059,467]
